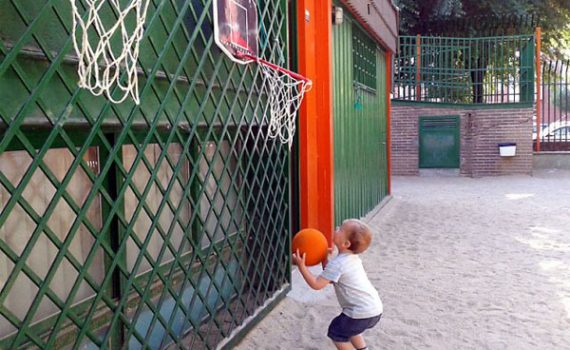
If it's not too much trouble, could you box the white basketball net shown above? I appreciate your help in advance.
[260,65,312,148]
[70,0,151,104]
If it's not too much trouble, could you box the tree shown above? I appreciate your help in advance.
[393,0,570,104]
[394,0,570,60]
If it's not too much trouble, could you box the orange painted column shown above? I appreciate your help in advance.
[535,27,542,153]
[386,51,392,194]
[296,0,334,245]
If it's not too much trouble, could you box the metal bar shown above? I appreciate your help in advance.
[536,27,542,151]
[386,50,392,194]
[416,34,421,101]
[238,53,311,83]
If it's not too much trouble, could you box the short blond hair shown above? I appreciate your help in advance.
[342,219,372,254]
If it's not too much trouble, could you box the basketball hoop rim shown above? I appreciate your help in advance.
[237,53,312,84]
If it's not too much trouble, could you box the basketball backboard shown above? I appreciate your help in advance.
[213,0,258,64]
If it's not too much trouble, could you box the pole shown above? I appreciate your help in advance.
[296,0,334,246]
[535,27,542,152]
[416,34,421,101]
[386,51,392,194]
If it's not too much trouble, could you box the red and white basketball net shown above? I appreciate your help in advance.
[258,62,312,148]
[70,0,151,104]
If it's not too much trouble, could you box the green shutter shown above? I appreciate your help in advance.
[419,116,461,168]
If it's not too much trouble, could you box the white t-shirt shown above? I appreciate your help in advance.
[320,253,383,319]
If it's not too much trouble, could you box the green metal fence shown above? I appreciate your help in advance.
[394,35,535,104]
[332,15,388,226]
[0,0,291,348]
[538,59,570,151]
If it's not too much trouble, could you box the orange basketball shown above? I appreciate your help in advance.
[292,228,329,266]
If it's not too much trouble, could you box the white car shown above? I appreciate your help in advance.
[534,121,570,141]
[532,122,548,140]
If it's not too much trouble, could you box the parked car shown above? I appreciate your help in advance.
[534,120,570,141]
[532,122,548,140]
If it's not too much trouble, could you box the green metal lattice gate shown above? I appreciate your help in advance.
[0,0,292,349]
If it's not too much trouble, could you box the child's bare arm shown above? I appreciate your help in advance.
[292,250,331,290]
[299,266,330,290]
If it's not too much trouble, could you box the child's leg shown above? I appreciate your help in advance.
[350,334,367,349]
[332,341,354,350]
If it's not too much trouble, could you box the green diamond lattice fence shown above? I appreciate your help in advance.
[0,0,292,348]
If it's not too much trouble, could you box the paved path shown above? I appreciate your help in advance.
[235,170,570,349]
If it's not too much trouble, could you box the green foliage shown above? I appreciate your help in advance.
[394,0,570,60]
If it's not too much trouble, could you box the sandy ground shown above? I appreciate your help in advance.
[234,170,570,350]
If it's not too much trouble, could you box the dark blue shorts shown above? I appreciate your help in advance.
[327,313,382,343]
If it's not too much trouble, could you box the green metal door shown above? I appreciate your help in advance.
[419,116,460,168]
[332,9,388,226]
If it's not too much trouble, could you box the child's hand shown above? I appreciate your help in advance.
[321,245,336,269]
[327,245,337,257]
[291,249,306,267]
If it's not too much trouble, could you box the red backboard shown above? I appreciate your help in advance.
[213,0,258,64]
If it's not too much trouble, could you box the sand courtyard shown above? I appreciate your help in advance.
[235,170,570,349]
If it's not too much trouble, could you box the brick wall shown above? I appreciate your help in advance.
[391,104,533,176]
